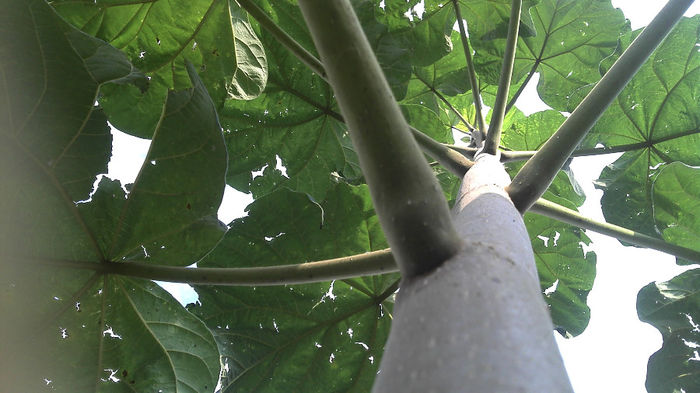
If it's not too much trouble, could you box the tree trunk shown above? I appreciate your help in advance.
[372,155,574,392]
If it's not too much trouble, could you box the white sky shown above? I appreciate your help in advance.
[106,2,700,392]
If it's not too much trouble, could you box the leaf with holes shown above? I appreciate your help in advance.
[190,278,398,393]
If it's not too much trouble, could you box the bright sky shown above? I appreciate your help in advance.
[106,2,700,392]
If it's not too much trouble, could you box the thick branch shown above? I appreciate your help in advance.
[26,249,398,286]
[530,199,700,263]
[507,0,694,212]
[411,126,473,176]
[452,0,486,141]
[298,0,462,277]
[483,0,522,155]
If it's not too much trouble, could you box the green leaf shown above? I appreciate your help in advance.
[226,2,268,100]
[456,0,539,40]
[219,35,349,201]
[377,0,455,67]
[1,269,221,392]
[652,163,700,264]
[0,0,134,260]
[54,0,268,138]
[190,278,397,393]
[637,269,700,393]
[99,79,168,139]
[473,0,628,110]
[195,181,395,392]
[595,150,662,238]
[524,213,596,337]
[201,183,388,268]
[585,16,700,152]
[587,16,700,242]
[1,4,227,390]
[401,104,454,143]
[91,62,228,266]
[406,30,473,102]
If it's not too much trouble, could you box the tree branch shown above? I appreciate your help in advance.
[452,0,486,142]
[483,0,522,155]
[298,0,462,277]
[24,249,398,286]
[411,126,473,176]
[530,199,700,264]
[507,0,694,212]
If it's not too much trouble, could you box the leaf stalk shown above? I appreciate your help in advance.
[530,199,700,264]
[452,0,487,142]
[483,0,522,155]
[24,249,398,286]
[298,0,463,277]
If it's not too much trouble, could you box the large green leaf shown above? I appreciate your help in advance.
[201,182,388,269]
[219,34,350,201]
[403,31,475,128]
[1,0,135,261]
[377,0,455,67]
[637,269,700,393]
[53,0,268,138]
[194,183,397,392]
[2,267,221,393]
[218,0,423,200]
[587,16,700,240]
[472,0,628,110]
[652,163,700,264]
[220,1,380,200]
[1,3,226,390]
[88,63,229,266]
[191,278,397,393]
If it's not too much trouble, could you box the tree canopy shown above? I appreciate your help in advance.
[1,0,698,392]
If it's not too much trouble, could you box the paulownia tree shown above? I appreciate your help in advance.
[1,0,698,392]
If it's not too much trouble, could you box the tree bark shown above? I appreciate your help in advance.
[372,155,573,392]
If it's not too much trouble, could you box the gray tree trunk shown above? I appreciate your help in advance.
[372,155,574,393]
